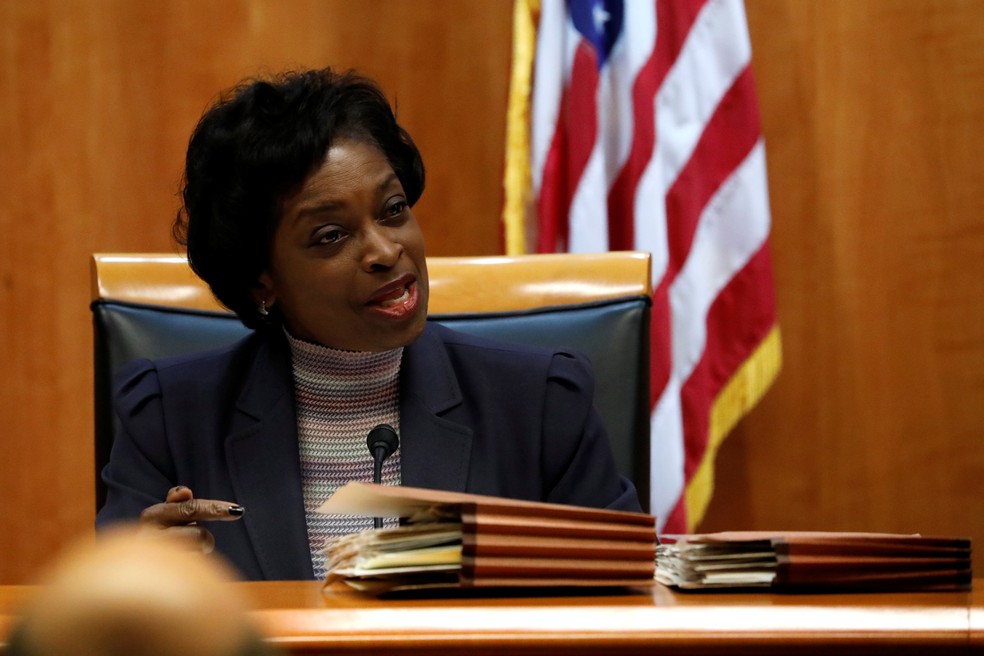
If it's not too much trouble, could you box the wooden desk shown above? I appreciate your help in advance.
[2,580,981,655]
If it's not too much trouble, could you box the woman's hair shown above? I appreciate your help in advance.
[173,68,425,329]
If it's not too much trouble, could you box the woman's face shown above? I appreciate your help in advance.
[255,138,429,351]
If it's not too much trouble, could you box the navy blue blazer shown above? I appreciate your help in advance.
[97,322,641,580]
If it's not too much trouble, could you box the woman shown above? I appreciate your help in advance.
[97,68,641,581]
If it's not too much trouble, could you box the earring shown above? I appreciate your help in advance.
[258,300,269,317]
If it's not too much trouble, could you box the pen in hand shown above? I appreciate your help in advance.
[139,485,244,553]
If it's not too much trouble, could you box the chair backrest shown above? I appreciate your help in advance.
[91,252,652,511]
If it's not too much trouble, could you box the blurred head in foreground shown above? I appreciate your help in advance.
[8,527,277,656]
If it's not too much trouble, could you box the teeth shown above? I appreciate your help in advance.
[379,287,410,308]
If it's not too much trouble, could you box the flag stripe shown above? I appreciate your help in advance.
[655,0,753,189]
[688,322,781,527]
[651,65,763,409]
[640,0,753,274]
[604,0,657,192]
[646,0,763,529]
[681,244,778,483]
[608,0,706,251]
[568,63,609,253]
[670,141,771,410]
[654,139,771,528]
[536,41,600,252]
[664,66,762,282]
[568,1,657,252]
[681,248,780,528]
[530,0,569,199]
[508,0,781,533]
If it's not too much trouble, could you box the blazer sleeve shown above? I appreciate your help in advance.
[540,351,643,512]
[96,360,176,527]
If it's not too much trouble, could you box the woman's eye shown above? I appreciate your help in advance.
[384,200,408,219]
[315,228,345,245]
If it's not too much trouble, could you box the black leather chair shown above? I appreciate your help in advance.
[91,252,652,511]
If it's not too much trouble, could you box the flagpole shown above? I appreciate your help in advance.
[502,0,538,256]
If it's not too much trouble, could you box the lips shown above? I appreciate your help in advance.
[366,274,420,320]
[378,286,410,308]
[367,274,415,304]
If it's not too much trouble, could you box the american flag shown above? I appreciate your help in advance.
[503,0,781,533]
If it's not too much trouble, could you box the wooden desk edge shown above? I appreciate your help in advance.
[971,586,983,651]
[1,580,979,655]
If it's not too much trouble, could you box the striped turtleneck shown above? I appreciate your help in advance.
[285,331,402,580]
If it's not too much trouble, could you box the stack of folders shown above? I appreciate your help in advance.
[656,531,972,592]
[318,482,658,594]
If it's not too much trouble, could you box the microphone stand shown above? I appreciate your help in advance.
[367,424,399,529]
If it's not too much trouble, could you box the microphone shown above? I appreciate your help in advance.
[366,424,399,528]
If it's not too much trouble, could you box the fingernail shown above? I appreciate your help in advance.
[228,505,245,517]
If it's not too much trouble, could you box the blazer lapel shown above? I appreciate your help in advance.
[399,325,473,492]
[225,333,314,580]
[221,325,473,579]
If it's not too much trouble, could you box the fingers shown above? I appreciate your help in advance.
[141,487,245,527]
[141,524,218,554]
[165,485,194,503]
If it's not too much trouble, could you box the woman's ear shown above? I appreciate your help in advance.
[250,272,276,313]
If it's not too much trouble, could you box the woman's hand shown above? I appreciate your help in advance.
[139,486,244,553]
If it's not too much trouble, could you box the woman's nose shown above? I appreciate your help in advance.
[362,225,403,271]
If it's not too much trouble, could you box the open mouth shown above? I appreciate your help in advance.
[367,274,419,319]
[378,285,411,308]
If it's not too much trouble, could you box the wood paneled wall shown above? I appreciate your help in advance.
[0,0,513,583]
[702,0,984,572]
[0,0,981,583]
